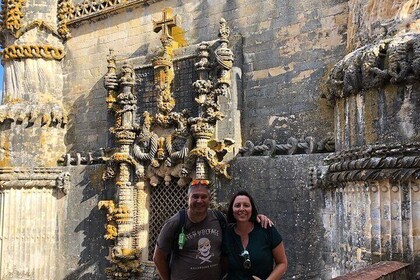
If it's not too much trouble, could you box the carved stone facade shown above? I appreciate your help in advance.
[99,9,234,278]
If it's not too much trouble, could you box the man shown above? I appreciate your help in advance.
[153,180,271,280]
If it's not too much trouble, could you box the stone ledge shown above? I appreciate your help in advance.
[332,261,410,280]
[67,0,164,25]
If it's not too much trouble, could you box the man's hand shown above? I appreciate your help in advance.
[256,214,273,229]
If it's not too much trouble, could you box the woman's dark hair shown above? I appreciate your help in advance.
[227,190,259,223]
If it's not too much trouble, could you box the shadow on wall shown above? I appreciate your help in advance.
[63,165,114,280]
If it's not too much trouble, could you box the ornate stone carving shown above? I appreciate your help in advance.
[239,136,335,157]
[57,0,74,40]
[0,102,68,125]
[59,148,108,166]
[325,33,420,103]
[67,0,161,24]
[101,11,234,279]
[105,49,119,109]
[0,167,68,194]
[316,142,420,186]
[2,44,65,61]
[0,0,26,34]
[56,172,70,194]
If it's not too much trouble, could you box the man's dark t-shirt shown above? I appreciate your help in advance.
[156,210,222,280]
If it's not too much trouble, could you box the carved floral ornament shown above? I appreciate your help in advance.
[324,33,420,103]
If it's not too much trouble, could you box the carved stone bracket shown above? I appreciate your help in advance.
[0,102,68,126]
[324,33,420,103]
[59,148,109,166]
[239,136,335,157]
[315,142,420,187]
[0,167,69,194]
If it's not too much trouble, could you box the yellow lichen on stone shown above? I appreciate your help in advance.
[171,26,188,47]
[0,134,11,167]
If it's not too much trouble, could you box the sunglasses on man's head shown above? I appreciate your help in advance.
[191,179,210,186]
[240,249,251,269]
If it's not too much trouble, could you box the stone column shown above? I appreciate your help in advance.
[321,1,420,276]
[0,1,71,279]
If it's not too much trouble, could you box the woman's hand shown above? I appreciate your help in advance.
[252,276,262,280]
[256,214,274,228]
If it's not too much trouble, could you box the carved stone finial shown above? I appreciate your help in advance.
[218,18,230,41]
[153,8,178,40]
[105,49,118,109]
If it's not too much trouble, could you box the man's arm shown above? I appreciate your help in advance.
[153,245,170,280]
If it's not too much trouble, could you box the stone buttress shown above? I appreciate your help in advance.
[0,0,72,279]
[317,1,420,277]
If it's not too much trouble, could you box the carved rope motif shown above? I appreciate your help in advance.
[2,44,65,61]
[0,167,69,194]
[318,142,420,186]
[239,136,335,157]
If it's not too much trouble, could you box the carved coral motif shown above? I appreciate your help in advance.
[98,200,118,240]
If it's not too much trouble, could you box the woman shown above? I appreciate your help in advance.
[222,191,287,280]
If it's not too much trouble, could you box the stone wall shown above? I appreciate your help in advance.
[63,0,349,153]
[61,165,109,280]
[217,154,329,280]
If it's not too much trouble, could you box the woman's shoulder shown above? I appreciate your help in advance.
[253,222,278,232]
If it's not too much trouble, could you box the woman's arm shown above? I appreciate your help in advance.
[268,242,288,280]
[221,255,229,278]
[252,242,288,280]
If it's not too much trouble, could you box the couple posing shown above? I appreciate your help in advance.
[153,180,288,280]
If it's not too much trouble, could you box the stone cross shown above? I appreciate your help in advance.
[153,8,178,37]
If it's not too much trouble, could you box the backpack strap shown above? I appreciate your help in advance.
[172,209,186,252]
